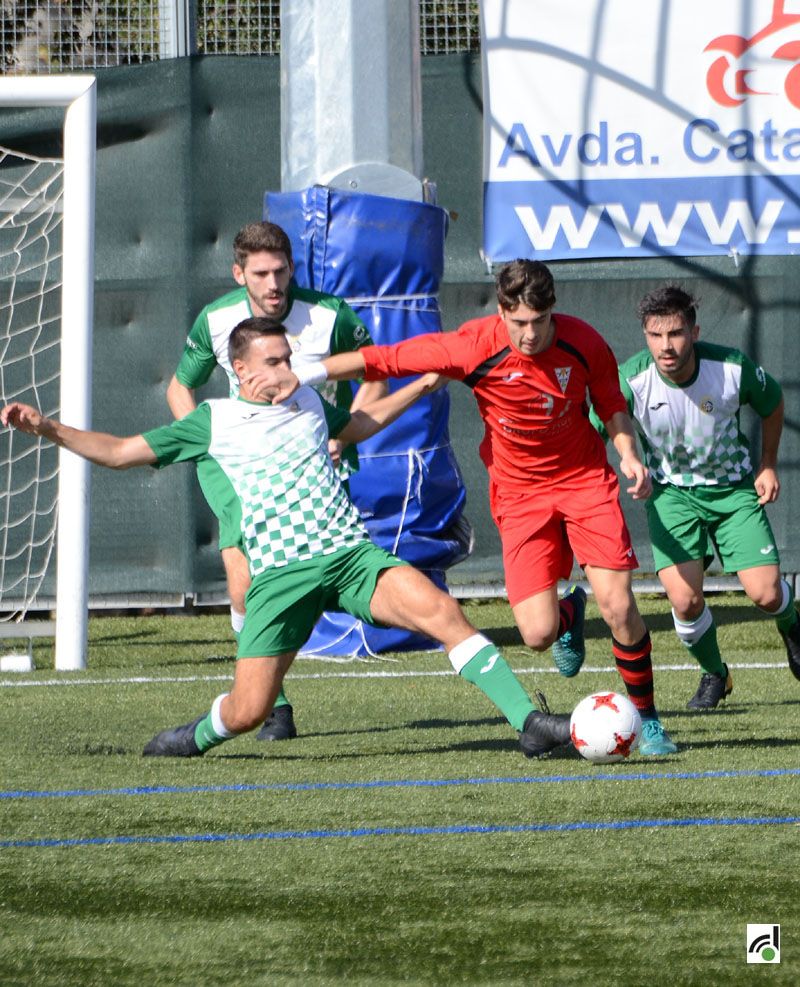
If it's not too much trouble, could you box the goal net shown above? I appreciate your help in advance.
[0,76,95,671]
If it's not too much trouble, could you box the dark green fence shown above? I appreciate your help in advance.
[2,54,798,603]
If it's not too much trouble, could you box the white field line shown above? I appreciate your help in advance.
[0,660,787,689]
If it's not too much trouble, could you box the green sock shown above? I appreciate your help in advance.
[193,694,238,753]
[770,580,798,635]
[685,625,726,677]
[457,645,535,732]
[194,713,231,753]
[273,686,290,709]
[673,608,726,677]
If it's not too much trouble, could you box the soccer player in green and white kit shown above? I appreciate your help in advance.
[2,319,572,759]
[613,284,800,709]
[166,221,386,741]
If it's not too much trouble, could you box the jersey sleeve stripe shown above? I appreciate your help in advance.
[555,338,590,372]
[463,346,512,388]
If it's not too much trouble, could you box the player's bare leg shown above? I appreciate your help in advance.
[510,587,561,650]
[739,564,800,681]
[221,652,297,730]
[738,563,784,612]
[585,565,677,755]
[658,559,706,623]
[221,546,251,616]
[513,584,588,678]
[143,651,296,757]
[369,564,478,650]
[658,560,732,710]
[585,566,644,645]
[221,545,296,739]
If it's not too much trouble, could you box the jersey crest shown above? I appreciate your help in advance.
[554,366,572,393]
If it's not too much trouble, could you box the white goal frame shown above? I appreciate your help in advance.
[0,76,96,671]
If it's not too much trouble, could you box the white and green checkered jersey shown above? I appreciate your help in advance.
[142,389,369,575]
[174,283,372,410]
[617,342,782,487]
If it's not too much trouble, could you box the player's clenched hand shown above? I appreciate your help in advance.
[328,438,343,466]
[418,372,448,393]
[240,367,299,404]
[1,402,45,434]
[619,454,652,501]
[755,467,780,505]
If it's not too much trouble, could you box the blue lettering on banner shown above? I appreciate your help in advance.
[497,120,800,171]
[483,175,800,260]
[683,118,800,163]
[498,122,645,168]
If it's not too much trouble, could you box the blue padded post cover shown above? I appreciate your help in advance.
[264,186,471,656]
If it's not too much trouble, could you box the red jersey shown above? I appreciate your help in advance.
[361,312,626,492]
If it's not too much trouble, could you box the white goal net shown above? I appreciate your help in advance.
[0,77,95,671]
[0,148,62,618]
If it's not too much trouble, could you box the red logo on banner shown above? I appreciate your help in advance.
[705,0,800,107]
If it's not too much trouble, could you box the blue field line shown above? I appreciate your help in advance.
[3,766,799,802]
[2,814,799,851]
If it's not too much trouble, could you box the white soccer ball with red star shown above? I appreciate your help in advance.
[570,692,642,764]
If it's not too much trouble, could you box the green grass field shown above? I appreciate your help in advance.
[1,593,798,986]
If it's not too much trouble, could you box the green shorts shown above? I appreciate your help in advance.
[237,541,406,658]
[646,481,779,574]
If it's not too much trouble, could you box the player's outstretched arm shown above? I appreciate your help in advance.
[337,373,445,445]
[1,402,157,470]
[350,378,388,411]
[604,410,652,501]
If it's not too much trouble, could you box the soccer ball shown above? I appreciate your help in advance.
[570,692,641,764]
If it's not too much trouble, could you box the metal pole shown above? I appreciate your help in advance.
[57,78,96,671]
[0,76,96,671]
[159,0,194,58]
[280,0,429,201]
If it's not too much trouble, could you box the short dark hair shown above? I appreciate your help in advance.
[637,284,698,328]
[228,317,288,365]
[233,222,293,269]
[495,259,557,312]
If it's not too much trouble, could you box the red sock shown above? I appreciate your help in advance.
[557,597,577,636]
[612,632,657,718]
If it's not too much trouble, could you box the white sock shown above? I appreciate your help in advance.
[672,606,713,646]
[448,633,493,673]
[210,693,238,738]
[758,578,792,617]
[230,608,246,635]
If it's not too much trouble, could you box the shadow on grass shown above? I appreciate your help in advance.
[482,616,608,648]
[661,707,752,720]
[681,736,800,751]
[207,740,582,762]
[482,605,789,643]
[90,629,232,647]
[662,697,800,720]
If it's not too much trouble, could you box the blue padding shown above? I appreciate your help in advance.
[264,186,470,656]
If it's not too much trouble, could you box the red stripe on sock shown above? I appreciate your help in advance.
[558,598,576,637]
[612,633,655,713]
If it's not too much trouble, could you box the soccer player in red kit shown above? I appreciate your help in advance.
[260,260,677,756]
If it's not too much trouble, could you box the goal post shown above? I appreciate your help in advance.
[0,75,96,671]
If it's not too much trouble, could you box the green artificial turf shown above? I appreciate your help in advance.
[1,594,798,986]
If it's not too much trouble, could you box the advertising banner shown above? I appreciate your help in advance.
[481,0,800,261]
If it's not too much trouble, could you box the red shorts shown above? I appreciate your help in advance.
[491,464,638,606]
